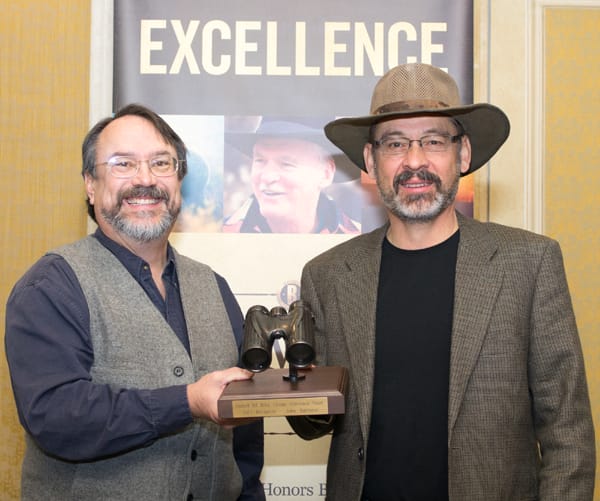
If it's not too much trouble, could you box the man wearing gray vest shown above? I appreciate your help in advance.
[5,104,264,501]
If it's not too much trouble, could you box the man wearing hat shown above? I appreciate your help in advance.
[288,64,594,500]
[223,117,361,234]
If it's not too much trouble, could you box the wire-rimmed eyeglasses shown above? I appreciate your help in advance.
[97,155,182,178]
[372,134,463,157]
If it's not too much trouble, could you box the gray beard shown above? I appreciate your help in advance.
[376,166,460,223]
[100,185,179,242]
[102,209,177,242]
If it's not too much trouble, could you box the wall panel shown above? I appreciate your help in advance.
[0,1,90,497]
[544,6,600,494]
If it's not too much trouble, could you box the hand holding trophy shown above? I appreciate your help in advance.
[218,300,348,418]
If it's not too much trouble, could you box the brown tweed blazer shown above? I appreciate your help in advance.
[290,212,595,500]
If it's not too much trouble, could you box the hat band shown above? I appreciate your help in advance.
[374,99,450,114]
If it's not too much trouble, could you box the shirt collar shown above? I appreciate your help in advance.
[92,227,176,280]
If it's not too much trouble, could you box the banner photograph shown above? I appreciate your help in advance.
[111,1,474,498]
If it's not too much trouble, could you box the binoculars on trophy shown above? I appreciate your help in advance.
[241,300,316,378]
[217,299,346,418]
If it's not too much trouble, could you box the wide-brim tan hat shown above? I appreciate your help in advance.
[324,63,510,176]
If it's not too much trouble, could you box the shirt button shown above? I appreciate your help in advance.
[173,366,185,377]
[191,450,197,461]
[357,447,364,460]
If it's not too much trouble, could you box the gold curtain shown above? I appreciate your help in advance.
[0,1,90,497]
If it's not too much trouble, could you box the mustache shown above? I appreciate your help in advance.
[393,169,441,192]
[117,185,169,206]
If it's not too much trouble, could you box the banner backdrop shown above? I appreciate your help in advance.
[112,1,473,498]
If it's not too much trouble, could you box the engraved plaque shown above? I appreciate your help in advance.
[218,366,348,419]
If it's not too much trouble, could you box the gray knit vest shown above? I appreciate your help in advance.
[20,236,242,501]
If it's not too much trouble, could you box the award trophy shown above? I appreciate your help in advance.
[217,300,348,419]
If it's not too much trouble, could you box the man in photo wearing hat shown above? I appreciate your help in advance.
[223,117,361,234]
[288,63,595,500]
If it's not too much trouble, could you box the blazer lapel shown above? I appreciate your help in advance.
[334,227,387,442]
[448,215,503,437]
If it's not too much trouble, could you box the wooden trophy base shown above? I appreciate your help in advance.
[218,366,348,419]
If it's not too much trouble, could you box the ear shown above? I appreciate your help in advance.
[363,143,377,180]
[459,135,472,175]
[318,157,336,189]
[84,173,96,205]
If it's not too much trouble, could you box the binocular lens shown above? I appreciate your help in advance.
[286,343,315,368]
[242,347,271,372]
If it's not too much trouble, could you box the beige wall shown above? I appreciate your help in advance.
[544,6,600,493]
[0,0,598,498]
[0,1,90,497]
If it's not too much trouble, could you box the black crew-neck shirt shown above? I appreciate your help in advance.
[362,230,459,501]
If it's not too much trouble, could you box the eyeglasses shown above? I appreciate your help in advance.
[97,155,181,178]
[373,134,463,157]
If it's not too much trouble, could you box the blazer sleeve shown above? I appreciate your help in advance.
[286,261,337,440]
[528,239,595,499]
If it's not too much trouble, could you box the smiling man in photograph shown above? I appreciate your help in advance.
[223,116,361,234]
